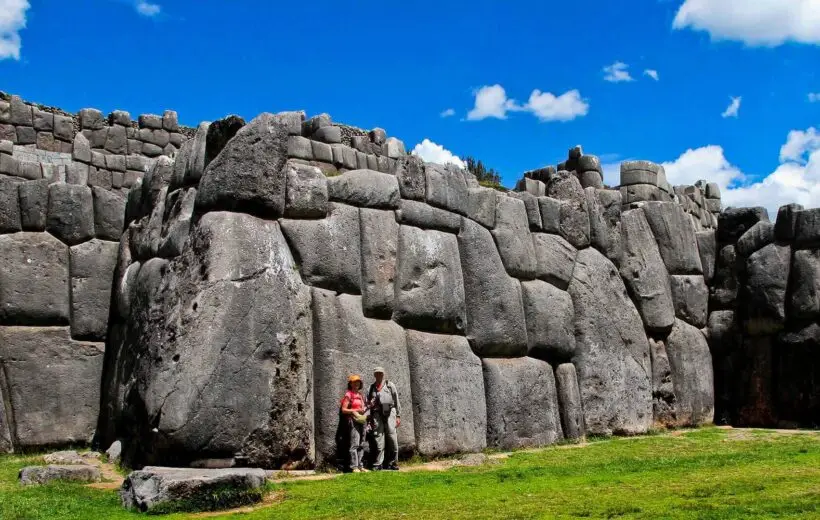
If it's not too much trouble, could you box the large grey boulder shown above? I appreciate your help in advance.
[669,275,708,329]
[789,249,820,320]
[0,177,22,233]
[795,208,820,249]
[547,170,590,249]
[538,196,561,235]
[736,221,775,257]
[69,239,118,340]
[20,465,101,486]
[312,291,415,464]
[619,209,675,332]
[696,230,716,284]
[554,363,585,440]
[649,338,676,426]
[491,196,537,279]
[0,232,69,325]
[394,226,466,333]
[46,183,95,245]
[114,212,314,468]
[130,186,167,261]
[586,188,622,262]
[521,280,575,361]
[396,199,461,232]
[640,202,703,274]
[158,188,196,258]
[425,163,468,215]
[774,203,804,242]
[568,248,652,435]
[511,191,543,229]
[359,209,398,318]
[0,327,103,447]
[284,161,328,218]
[327,169,400,209]
[196,113,288,218]
[392,155,426,201]
[120,467,266,514]
[18,179,49,231]
[532,233,577,290]
[466,187,497,228]
[281,203,361,294]
[745,243,791,335]
[92,187,126,241]
[666,320,715,426]
[457,218,527,357]
[406,330,486,456]
[483,358,563,449]
[717,207,769,244]
[711,245,739,309]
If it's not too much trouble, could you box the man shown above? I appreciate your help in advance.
[367,367,401,470]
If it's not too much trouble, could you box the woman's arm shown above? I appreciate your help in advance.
[340,396,356,416]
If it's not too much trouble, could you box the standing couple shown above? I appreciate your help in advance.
[339,367,401,473]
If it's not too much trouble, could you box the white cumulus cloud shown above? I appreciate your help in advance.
[411,139,466,170]
[136,1,161,17]
[0,0,30,60]
[440,108,455,118]
[661,128,820,216]
[644,69,660,81]
[673,0,820,46]
[603,61,634,83]
[809,93,820,102]
[466,84,588,123]
[721,96,742,118]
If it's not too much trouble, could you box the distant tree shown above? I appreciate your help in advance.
[463,156,504,190]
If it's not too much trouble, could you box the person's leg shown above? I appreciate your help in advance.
[348,421,360,471]
[372,411,386,468]
[355,423,366,469]
[386,411,399,468]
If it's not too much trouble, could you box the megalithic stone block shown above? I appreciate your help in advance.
[554,363,585,440]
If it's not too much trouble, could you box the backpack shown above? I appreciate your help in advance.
[369,381,398,415]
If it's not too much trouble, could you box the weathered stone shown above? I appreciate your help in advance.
[619,209,675,332]
[711,244,740,309]
[745,243,791,335]
[394,226,465,333]
[15,126,36,145]
[70,239,118,340]
[72,132,91,163]
[0,327,103,447]
[327,169,399,209]
[424,163,468,216]
[311,140,333,163]
[516,177,546,197]
[0,232,69,325]
[396,199,461,232]
[648,338,676,426]
[577,170,603,189]
[510,191,543,231]
[331,144,356,169]
[203,116,244,169]
[521,280,575,361]
[92,186,126,241]
[483,358,563,449]
[278,111,305,136]
[554,363,585,439]
[32,109,54,132]
[138,114,162,130]
[359,208,398,318]
[466,187,497,228]
[547,170,590,249]
[789,249,820,321]
[45,183,94,245]
[491,196,537,279]
[537,196,561,234]
[20,465,101,486]
[304,113,331,136]
[162,110,179,132]
[0,123,15,143]
[284,161,328,218]
[384,137,405,158]
[717,207,769,245]
[736,221,774,257]
[105,153,126,172]
[568,248,652,435]
[43,450,86,465]
[532,233,577,290]
[669,275,708,328]
[106,441,123,465]
[696,230,716,284]
[313,125,341,144]
[406,330,486,456]
[312,291,415,464]
[794,208,820,249]
[10,96,33,126]
[17,179,49,231]
[196,114,288,218]
[774,203,804,242]
[104,124,127,154]
[620,184,661,206]
[130,186,167,260]
[0,177,21,233]
[281,203,361,294]
[115,213,314,468]
[666,319,714,426]
[458,218,527,357]
[88,166,112,189]
[182,122,211,185]
[120,467,266,513]
[640,202,703,274]
[620,161,665,186]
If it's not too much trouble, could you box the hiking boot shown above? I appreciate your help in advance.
[352,468,361,473]
[359,467,370,472]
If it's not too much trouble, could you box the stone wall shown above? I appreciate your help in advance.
[709,206,820,428]
[94,109,719,470]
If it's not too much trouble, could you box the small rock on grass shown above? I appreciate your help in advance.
[19,465,102,485]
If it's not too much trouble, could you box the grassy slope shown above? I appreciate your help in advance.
[1,428,818,519]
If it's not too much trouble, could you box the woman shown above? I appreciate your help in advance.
[340,374,369,473]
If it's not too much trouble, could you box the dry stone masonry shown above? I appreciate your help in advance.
[0,92,816,467]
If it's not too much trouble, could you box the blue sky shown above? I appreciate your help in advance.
[1,0,819,214]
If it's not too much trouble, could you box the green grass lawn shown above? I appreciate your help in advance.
[1,428,818,519]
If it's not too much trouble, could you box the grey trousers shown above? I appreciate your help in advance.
[371,409,398,467]
[349,420,365,470]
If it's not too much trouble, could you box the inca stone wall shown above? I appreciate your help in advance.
[710,206,820,428]
[0,93,191,454]
[0,91,815,464]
